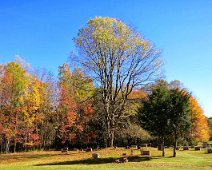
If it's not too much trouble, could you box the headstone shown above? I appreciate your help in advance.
[92,153,100,159]
[142,150,151,156]
[176,146,180,150]
[194,146,201,151]
[183,146,189,150]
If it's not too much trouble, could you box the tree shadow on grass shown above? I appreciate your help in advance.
[0,152,76,162]
[0,154,51,161]
[35,155,159,166]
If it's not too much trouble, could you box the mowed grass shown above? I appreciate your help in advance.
[0,147,212,170]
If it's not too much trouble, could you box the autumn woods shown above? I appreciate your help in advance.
[0,17,210,155]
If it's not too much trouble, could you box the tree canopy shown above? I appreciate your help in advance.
[75,17,161,147]
[138,80,191,157]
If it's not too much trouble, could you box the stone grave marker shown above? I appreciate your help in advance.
[194,146,201,151]
[183,146,189,150]
[142,150,151,156]
[176,146,180,150]
[92,153,100,159]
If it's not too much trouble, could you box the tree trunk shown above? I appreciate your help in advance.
[173,135,177,157]
[162,137,165,157]
[110,130,114,147]
[106,119,110,147]
[0,143,2,154]
[5,139,10,153]
[13,140,16,153]
[14,113,17,153]
[43,140,46,150]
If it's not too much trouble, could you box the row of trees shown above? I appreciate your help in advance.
[0,17,210,154]
[0,59,96,153]
[0,59,210,154]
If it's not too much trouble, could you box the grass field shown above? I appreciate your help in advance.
[0,147,212,170]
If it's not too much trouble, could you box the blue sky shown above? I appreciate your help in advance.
[0,0,212,117]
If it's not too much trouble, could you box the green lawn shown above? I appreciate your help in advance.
[0,147,212,170]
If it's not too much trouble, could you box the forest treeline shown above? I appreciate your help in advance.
[0,17,210,154]
[0,58,210,153]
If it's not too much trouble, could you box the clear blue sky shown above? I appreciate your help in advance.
[0,0,212,117]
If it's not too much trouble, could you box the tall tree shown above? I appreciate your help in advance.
[168,89,191,157]
[22,75,42,150]
[37,71,58,150]
[75,17,161,147]
[0,62,28,152]
[138,80,170,156]
[57,64,77,146]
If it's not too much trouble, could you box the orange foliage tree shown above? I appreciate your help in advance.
[57,64,77,145]
[189,96,210,143]
[0,62,28,152]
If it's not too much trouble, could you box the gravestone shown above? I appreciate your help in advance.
[194,146,201,151]
[142,150,151,156]
[183,146,189,150]
[92,153,100,159]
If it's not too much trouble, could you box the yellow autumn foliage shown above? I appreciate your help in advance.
[189,96,209,142]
